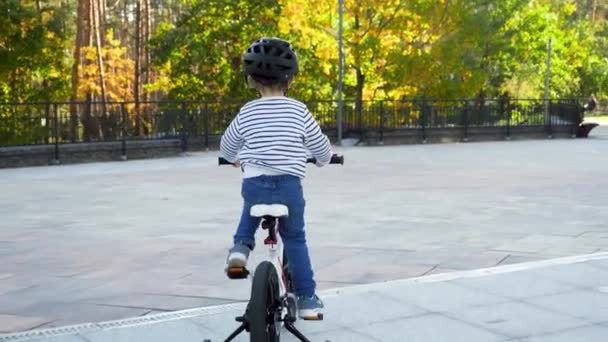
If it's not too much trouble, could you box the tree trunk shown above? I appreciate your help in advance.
[143,0,152,130]
[353,11,364,132]
[144,0,151,100]
[35,0,50,103]
[592,0,597,23]
[135,0,142,135]
[98,0,106,44]
[35,0,41,14]
[92,0,108,139]
[122,0,129,44]
[355,67,365,133]
[85,0,95,141]
[70,0,90,142]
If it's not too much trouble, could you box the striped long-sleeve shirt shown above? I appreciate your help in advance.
[220,96,332,178]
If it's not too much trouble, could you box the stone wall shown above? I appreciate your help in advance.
[339,125,576,146]
[0,125,578,169]
[0,139,182,168]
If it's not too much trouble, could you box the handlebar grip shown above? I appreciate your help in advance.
[218,157,233,165]
[330,154,344,165]
[306,154,344,165]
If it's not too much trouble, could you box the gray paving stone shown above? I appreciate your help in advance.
[529,263,608,288]
[376,281,507,312]
[316,290,429,329]
[437,250,511,269]
[445,301,588,338]
[587,259,608,270]
[519,324,608,342]
[81,294,235,311]
[44,319,213,342]
[498,254,550,266]
[493,235,577,255]
[450,270,578,299]
[316,256,434,284]
[285,326,383,342]
[0,315,51,334]
[2,301,151,327]
[524,289,608,324]
[349,313,509,342]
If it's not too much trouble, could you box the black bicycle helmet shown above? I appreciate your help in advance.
[243,37,299,85]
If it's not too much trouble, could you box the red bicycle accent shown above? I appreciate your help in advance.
[263,236,277,245]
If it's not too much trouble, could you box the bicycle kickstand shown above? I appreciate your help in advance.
[283,317,312,342]
[224,315,248,342]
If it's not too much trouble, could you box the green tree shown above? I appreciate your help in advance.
[0,0,73,102]
[149,0,281,100]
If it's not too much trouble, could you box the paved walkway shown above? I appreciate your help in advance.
[0,126,607,334]
[2,253,608,341]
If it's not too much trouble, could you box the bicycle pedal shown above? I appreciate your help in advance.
[226,266,249,279]
[302,313,323,321]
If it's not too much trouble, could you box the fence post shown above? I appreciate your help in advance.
[180,101,188,152]
[121,102,127,160]
[379,101,385,145]
[572,99,580,138]
[500,96,509,140]
[135,100,140,137]
[204,102,210,150]
[358,100,364,141]
[45,101,51,144]
[547,100,554,138]
[462,101,469,142]
[420,98,427,143]
[52,103,60,164]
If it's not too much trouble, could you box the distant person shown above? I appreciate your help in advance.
[584,95,597,112]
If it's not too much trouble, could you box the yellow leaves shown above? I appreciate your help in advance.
[146,62,172,94]
[562,0,576,16]
[78,32,135,101]
[277,0,454,100]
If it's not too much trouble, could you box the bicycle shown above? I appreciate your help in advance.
[217,154,344,342]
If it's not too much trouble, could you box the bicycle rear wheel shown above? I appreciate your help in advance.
[248,261,281,342]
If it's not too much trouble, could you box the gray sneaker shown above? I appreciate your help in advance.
[226,244,251,269]
[297,294,324,320]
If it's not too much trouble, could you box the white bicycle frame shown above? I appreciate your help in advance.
[250,204,291,298]
[265,221,288,296]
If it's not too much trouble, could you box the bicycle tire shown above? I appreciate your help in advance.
[248,261,281,342]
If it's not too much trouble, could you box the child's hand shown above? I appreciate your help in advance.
[233,160,241,168]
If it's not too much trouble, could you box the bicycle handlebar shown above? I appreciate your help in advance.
[307,154,344,165]
[218,157,234,165]
[218,154,344,166]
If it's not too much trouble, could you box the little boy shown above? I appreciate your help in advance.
[220,37,332,318]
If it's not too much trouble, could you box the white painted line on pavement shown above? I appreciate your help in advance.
[1,251,607,341]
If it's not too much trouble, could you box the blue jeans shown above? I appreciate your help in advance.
[233,175,316,297]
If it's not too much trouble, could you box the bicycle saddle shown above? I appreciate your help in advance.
[250,204,289,218]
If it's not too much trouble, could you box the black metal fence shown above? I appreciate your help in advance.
[0,98,581,148]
